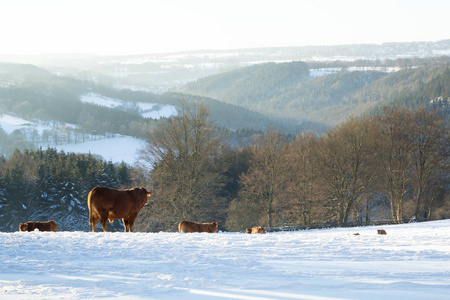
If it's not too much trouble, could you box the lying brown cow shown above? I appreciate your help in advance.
[178,220,218,233]
[246,226,266,234]
[19,220,58,232]
[377,229,387,235]
[87,186,152,232]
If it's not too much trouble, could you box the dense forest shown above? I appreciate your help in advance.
[180,59,450,127]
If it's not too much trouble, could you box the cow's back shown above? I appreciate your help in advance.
[178,220,218,233]
[89,187,142,213]
[20,220,57,232]
[46,220,58,232]
[88,186,115,211]
[252,226,266,234]
[246,226,266,234]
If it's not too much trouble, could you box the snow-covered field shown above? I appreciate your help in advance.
[1,220,449,299]
[54,135,145,166]
[0,114,34,134]
[80,93,177,119]
[0,114,61,135]
[0,114,144,165]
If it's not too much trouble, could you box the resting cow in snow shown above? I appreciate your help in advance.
[178,220,218,233]
[246,226,266,234]
[87,186,152,232]
[19,220,58,232]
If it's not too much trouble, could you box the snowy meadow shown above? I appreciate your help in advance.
[1,220,450,300]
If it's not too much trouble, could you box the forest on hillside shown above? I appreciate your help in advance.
[2,56,450,160]
[180,58,450,127]
[0,66,158,138]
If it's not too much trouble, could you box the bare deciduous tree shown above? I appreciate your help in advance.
[407,108,449,220]
[374,108,415,223]
[314,117,376,225]
[138,101,226,231]
[237,130,287,228]
[281,131,322,226]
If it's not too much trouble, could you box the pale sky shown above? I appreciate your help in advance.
[1,0,449,55]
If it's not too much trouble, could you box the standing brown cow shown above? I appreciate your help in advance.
[87,186,152,232]
[178,220,218,233]
[19,220,58,232]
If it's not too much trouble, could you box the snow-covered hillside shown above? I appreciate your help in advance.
[0,114,64,135]
[80,93,177,119]
[0,114,145,165]
[1,220,449,299]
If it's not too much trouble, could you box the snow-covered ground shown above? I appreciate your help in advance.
[54,135,145,166]
[0,114,33,134]
[1,220,449,299]
[0,114,57,135]
[138,102,178,119]
[80,93,177,119]
[0,114,145,165]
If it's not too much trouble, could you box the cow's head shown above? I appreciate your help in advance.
[255,227,266,234]
[19,223,28,231]
[137,187,152,205]
[211,222,218,233]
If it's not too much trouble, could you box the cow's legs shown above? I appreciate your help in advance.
[99,215,109,232]
[121,214,137,232]
[128,213,138,232]
[122,218,131,232]
[129,221,135,232]
[90,212,100,232]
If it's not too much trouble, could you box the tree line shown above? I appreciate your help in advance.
[0,103,448,232]
[135,102,449,232]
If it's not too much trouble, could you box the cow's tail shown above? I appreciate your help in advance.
[87,188,95,232]
[178,220,185,233]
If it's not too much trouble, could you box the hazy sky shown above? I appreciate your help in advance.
[1,0,449,55]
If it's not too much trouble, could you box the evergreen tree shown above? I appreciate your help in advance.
[1,159,33,231]
[0,149,137,231]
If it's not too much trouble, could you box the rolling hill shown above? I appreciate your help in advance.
[179,59,450,127]
[0,63,295,160]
